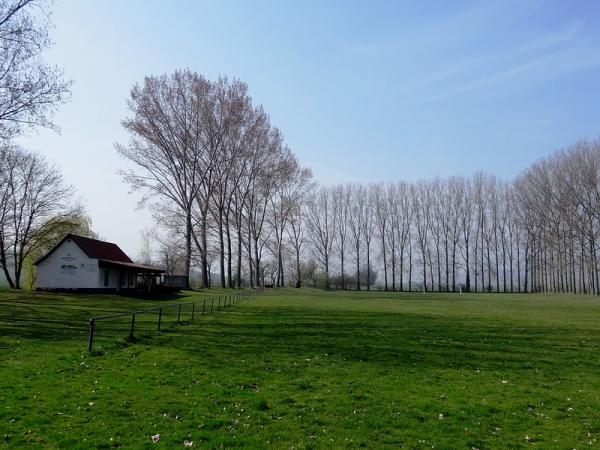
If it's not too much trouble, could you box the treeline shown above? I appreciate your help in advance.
[119,70,312,289]
[2,2,597,295]
[515,141,600,294]
[300,141,600,294]
[124,70,600,294]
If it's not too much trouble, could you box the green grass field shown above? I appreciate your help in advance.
[1,288,600,449]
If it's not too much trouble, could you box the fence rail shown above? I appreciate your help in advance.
[87,292,249,353]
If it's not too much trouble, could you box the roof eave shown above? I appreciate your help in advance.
[98,259,166,273]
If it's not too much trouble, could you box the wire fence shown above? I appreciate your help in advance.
[87,292,249,353]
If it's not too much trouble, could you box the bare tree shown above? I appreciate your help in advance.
[138,228,155,266]
[0,145,78,288]
[413,181,431,291]
[363,186,376,290]
[395,182,412,291]
[267,151,312,287]
[0,0,70,139]
[429,179,445,291]
[305,187,334,289]
[245,126,286,287]
[287,202,305,288]
[332,184,350,289]
[348,183,365,290]
[117,70,216,287]
[205,77,253,288]
[370,183,389,290]
[229,108,269,288]
[386,183,400,291]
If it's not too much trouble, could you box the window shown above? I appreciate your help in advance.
[104,269,109,287]
[128,272,135,287]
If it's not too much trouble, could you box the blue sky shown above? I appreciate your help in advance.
[17,0,600,256]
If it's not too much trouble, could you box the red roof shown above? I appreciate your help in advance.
[69,234,133,263]
[35,234,133,265]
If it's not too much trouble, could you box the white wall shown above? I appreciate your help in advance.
[36,239,101,289]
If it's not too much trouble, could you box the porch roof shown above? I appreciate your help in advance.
[98,259,165,274]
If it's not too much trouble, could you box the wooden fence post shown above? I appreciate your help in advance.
[85,291,258,352]
[129,313,136,339]
[87,319,95,353]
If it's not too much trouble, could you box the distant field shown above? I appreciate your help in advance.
[1,289,600,449]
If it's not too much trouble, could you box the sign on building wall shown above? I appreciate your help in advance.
[59,253,94,276]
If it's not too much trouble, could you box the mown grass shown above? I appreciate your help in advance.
[1,288,600,449]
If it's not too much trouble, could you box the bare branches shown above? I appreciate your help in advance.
[119,70,314,289]
[305,187,334,288]
[0,143,79,287]
[0,0,70,139]
[117,71,600,293]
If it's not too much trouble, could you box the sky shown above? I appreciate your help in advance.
[16,0,600,258]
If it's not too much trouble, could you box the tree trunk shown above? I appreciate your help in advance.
[391,250,396,291]
[366,241,371,291]
[279,244,285,287]
[399,247,404,292]
[356,240,360,291]
[0,244,15,288]
[226,213,233,288]
[451,242,456,292]
[465,240,470,292]
[445,241,449,291]
[236,222,243,288]
[382,240,388,291]
[340,249,345,290]
[254,236,260,287]
[218,208,226,288]
[325,255,330,289]
[295,247,301,288]
[408,241,412,291]
[247,229,254,288]
[422,247,427,292]
[184,209,192,288]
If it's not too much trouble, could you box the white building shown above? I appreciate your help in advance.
[34,234,164,291]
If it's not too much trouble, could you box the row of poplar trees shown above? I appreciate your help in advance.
[119,70,312,289]
[306,142,600,295]
[120,70,600,294]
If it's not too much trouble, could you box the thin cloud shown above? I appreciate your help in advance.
[340,42,381,55]
[425,44,600,102]
[409,20,584,93]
